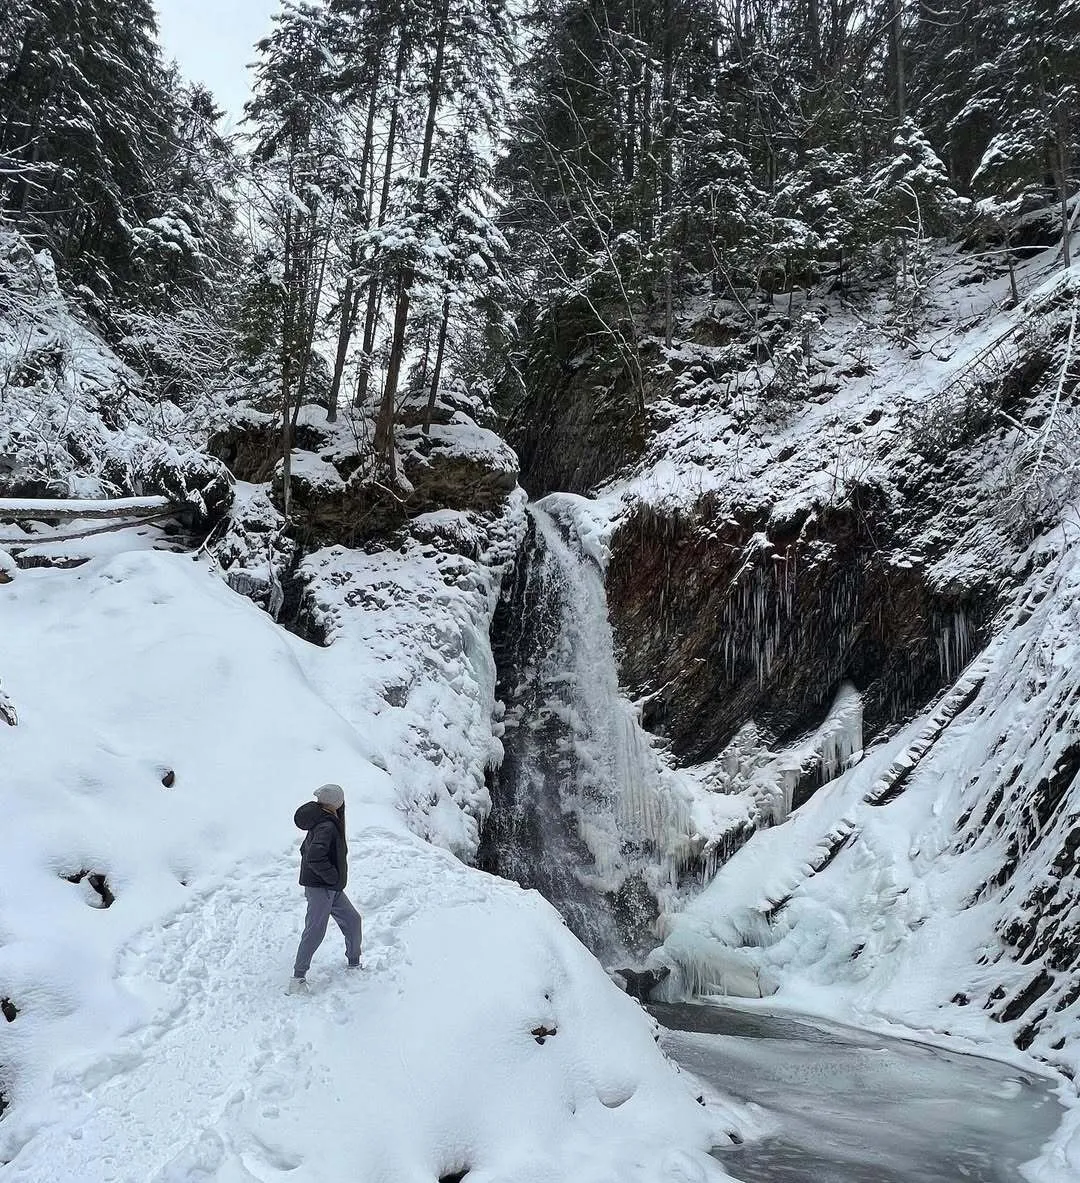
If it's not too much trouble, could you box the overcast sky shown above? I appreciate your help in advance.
[155,0,279,124]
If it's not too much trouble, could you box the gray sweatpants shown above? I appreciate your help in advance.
[292,886,362,977]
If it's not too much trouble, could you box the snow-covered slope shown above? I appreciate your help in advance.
[0,534,742,1181]
[0,233,753,1178]
[0,232,230,524]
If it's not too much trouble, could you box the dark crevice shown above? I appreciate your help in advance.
[63,870,115,908]
[997,971,1053,1024]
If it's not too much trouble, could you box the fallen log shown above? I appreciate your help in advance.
[0,509,176,549]
[0,495,173,522]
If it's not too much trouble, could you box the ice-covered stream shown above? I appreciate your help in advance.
[653,1003,1065,1182]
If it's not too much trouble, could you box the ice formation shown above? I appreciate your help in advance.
[483,500,710,957]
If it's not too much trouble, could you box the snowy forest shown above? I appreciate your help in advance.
[2,0,1080,1179]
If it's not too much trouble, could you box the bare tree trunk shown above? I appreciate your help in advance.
[808,0,822,72]
[355,29,408,412]
[374,0,449,476]
[1055,118,1072,267]
[280,206,297,520]
[376,276,411,479]
[887,0,906,122]
[327,268,356,423]
[423,293,452,433]
[1005,230,1020,305]
[327,39,384,424]
[661,0,674,343]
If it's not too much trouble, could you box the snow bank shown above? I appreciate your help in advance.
[0,537,737,1180]
[290,494,528,858]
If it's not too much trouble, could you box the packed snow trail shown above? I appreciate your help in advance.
[653,1003,1064,1182]
[0,830,736,1183]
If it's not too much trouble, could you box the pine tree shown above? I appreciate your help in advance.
[912,0,1079,260]
[130,81,243,311]
[0,0,176,302]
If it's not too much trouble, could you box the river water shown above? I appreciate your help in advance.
[651,1003,1065,1183]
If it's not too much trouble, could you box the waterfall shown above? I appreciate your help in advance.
[479,500,695,961]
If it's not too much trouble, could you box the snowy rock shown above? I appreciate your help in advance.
[209,407,518,545]
[120,440,233,528]
[615,965,671,1001]
[398,419,519,511]
[396,379,500,431]
[208,410,334,484]
[285,492,527,854]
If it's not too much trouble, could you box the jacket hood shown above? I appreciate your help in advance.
[294,801,339,831]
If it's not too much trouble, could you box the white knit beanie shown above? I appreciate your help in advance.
[314,783,345,809]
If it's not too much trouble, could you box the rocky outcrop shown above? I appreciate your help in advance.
[598,286,1070,766]
[122,442,233,529]
[615,965,671,1002]
[607,481,994,764]
[207,412,328,485]
[209,405,518,547]
[509,299,649,496]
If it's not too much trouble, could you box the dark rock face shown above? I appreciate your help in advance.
[616,965,671,1001]
[509,301,648,496]
[207,415,330,484]
[207,415,280,484]
[607,486,993,763]
[61,869,114,908]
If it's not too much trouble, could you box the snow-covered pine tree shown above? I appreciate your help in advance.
[0,0,175,306]
[130,81,243,312]
[912,0,1079,261]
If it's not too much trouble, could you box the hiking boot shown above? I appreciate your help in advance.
[347,959,361,970]
[287,976,309,995]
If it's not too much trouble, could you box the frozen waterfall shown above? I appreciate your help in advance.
[479,499,697,960]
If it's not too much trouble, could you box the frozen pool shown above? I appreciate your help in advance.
[651,1002,1065,1183]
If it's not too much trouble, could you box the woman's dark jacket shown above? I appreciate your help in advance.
[294,802,347,890]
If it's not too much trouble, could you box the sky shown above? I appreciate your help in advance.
[155,0,279,124]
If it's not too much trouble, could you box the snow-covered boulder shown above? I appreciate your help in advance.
[210,406,518,545]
